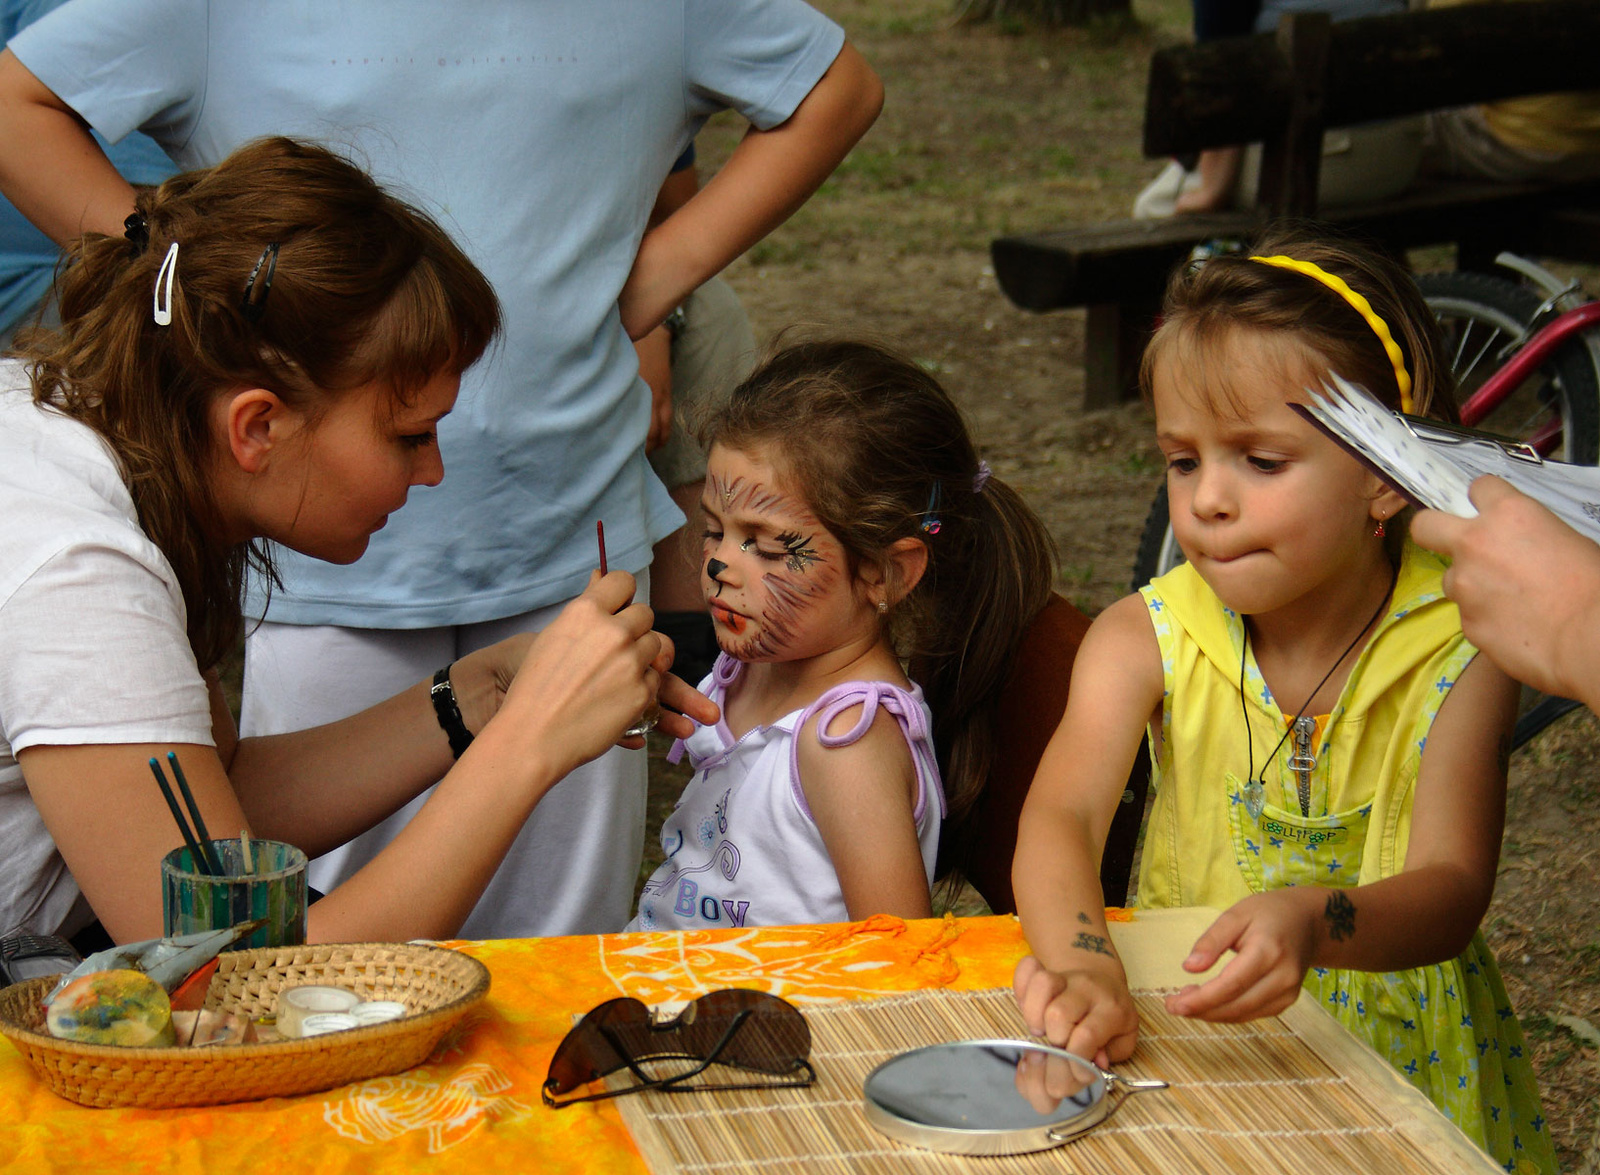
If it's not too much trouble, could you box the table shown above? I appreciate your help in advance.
[0,911,1498,1174]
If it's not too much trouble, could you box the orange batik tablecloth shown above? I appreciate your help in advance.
[0,914,1026,1174]
[0,910,1499,1175]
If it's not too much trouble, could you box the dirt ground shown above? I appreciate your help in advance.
[656,0,1600,1167]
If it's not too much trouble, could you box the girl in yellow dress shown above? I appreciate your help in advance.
[1012,229,1554,1175]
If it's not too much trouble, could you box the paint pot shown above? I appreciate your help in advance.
[276,984,360,1038]
[298,1012,359,1038]
[351,1000,407,1027]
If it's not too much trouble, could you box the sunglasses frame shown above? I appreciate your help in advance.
[542,990,816,1109]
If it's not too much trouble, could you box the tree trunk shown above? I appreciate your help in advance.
[953,0,1133,27]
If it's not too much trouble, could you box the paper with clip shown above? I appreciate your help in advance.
[1293,374,1600,542]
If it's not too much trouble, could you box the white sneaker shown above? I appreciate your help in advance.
[1132,160,1202,219]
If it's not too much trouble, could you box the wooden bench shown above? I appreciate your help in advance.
[991,0,1600,408]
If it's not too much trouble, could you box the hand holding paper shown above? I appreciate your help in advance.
[1294,374,1600,539]
[1413,476,1600,710]
[1299,375,1600,711]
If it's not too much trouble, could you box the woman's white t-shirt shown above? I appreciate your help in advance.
[0,361,212,937]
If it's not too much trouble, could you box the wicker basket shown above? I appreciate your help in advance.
[0,941,489,1109]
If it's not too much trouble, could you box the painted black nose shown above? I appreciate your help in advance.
[707,558,728,580]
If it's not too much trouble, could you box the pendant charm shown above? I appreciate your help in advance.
[1243,779,1265,820]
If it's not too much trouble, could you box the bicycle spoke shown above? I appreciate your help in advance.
[1454,319,1507,389]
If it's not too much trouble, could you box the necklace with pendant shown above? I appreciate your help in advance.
[1238,571,1396,820]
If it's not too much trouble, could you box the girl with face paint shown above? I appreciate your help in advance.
[628,340,1056,932]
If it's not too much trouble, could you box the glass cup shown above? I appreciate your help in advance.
[161,838,308,949]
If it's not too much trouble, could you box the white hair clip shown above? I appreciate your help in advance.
[153,241,179,326]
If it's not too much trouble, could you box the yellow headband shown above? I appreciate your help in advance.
[1249,254,1413,414]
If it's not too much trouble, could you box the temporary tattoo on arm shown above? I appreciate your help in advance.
[1070,931,1114,957]
[1077,911,1091,924]
[1324,890,1356,942]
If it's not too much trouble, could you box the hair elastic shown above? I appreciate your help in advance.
[972,459,992,494]
[123,212,150,255]
[1249,254,1413,414]
[240,242,280,323]
[152,241,180,327]
[920,481,942,535]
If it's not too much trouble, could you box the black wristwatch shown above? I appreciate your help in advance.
[430,664,475,759]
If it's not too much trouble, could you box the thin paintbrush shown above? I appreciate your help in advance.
[167,750,224,875]
[148,757,212,876]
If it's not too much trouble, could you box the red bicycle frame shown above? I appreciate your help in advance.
[1458,300,1600,452]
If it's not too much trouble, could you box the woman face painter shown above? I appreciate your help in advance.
[0,137,714,947]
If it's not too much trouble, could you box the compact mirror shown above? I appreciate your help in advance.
[862,1039,1167,1156]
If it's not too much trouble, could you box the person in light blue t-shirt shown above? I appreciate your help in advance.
[0,1,882,939]
[0,0,173,347]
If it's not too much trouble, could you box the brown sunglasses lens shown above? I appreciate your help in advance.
[546,998,652,1093]
[544,991,810,1095]
[674,990,811,1075]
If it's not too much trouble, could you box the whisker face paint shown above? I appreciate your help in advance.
[700,451,850,663]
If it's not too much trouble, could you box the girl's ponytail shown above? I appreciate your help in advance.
[910,472,1055,886]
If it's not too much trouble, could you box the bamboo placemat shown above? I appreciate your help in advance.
[616,985,1498,1174]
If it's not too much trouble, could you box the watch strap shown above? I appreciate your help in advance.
[430,664,475,759]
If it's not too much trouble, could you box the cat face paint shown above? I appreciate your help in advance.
[700,444,854,663]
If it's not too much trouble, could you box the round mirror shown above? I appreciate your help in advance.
[862,1039,1110,1156]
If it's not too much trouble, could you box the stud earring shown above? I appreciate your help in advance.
[876,600,888,614]
[1373,515,1387,538]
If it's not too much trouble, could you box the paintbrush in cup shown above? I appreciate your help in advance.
[167,751,224,875]
[148,757,212,876]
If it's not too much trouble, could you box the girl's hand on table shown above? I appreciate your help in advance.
[1013,953,1138,1068]
[1166,890,1318,1022]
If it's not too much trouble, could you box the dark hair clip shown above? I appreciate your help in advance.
[240,242,280,323]
[124,212,150,255]
[919,481,943,535]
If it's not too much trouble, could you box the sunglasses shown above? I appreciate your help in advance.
[542,989,815,1108]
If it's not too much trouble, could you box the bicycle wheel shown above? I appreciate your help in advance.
[1415,270,1600,464]
[1130,481,1180,591]
[1130,270,1600,589]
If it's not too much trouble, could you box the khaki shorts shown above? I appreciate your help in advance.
[1235,116,1426,208]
